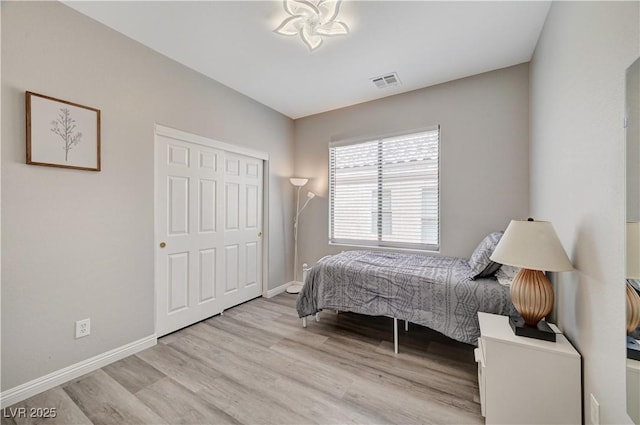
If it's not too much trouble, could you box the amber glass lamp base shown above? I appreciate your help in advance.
[510,268,554,326]
[627,281,640,334]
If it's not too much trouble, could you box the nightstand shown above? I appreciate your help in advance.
[475,312,581,424]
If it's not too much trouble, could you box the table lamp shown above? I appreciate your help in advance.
[490,218,573,341]
[627,222,640,334]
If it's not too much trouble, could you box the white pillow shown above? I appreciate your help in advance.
[495,265,521,286]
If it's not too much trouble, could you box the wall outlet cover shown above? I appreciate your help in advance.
[75,318,91,339]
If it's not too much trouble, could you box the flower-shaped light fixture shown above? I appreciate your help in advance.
[274,0,349,51]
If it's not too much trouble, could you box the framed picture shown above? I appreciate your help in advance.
[26,91,101,171]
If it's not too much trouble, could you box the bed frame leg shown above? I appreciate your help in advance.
[393,318,398,354]
[302,317,307,328]
[405,320,409,332]
[315,313,320,322]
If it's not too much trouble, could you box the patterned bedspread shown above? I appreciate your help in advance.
[296,250,514,345]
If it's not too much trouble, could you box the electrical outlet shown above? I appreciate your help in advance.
[590,393,600,425]
[75,318,90,339]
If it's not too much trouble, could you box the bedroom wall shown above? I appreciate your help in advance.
[1,2,294,391]
[529,1,639,423]
[293,64,530,269]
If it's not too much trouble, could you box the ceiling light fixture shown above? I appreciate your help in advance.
[274,0,349,51]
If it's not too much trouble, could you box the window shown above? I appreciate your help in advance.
[329,127,439,251]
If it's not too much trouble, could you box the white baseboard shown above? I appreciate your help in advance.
[264,281,300,298]
[0,334,157,408]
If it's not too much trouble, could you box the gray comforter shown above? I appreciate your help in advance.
[296,250,514,345]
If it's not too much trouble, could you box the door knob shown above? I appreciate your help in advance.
[159,242,166,248]
[258,231,262,237]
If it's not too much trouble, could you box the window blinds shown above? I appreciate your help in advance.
[329,128,439,251]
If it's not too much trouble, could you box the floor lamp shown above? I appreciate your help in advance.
[286,178,315,294]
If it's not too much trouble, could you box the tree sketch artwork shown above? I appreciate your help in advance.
[50,108,83,162]
[26,91,101,171]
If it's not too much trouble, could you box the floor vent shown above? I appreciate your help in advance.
[371,72,401,89]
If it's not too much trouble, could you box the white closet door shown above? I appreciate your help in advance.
[221,153,263,309]
[156,134,263,336]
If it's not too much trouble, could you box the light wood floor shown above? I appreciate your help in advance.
[1,293,483,425]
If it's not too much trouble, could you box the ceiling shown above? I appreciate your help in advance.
[64,1,551,119]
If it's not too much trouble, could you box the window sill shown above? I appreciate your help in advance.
[328,242,440,255]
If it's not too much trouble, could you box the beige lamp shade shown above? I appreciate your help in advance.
[627,222,640,279]
[490,220,573,272]
[289,177,309,187]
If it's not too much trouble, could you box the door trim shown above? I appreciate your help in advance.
[153,124,269,334]
[156,125,269,160]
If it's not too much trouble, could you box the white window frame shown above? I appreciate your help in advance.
[328,126,440,252]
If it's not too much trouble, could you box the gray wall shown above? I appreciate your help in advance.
[1,2,294,390]
[530,2,639,423]
[293,64,530,270]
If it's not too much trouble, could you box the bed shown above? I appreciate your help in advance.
[296,232,515,349]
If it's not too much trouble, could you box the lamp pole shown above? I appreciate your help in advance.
[293,185,302,283]
[287,178,314,294]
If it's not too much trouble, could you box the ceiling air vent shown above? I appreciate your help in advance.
[371,72,401,89]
